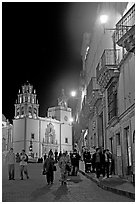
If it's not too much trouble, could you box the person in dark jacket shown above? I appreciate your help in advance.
[54,150,58,163]
[102,149,111,179]
[92,148,102,179]
[48,149,53,157]
[43,154,55,185]
[83,148,91,173]
[71,149,81,176]
[44,153,47,161]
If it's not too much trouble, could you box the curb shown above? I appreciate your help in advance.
[79,170,135,200]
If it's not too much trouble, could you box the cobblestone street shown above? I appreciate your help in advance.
[2,163,133,202]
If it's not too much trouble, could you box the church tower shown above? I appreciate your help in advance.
[14,82,39,119]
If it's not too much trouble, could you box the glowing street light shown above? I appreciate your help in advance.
[70,117,74,123]
[70,90,77,97]
[100,14,108,24]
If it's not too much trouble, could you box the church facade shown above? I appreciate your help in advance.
[13,83,73,157]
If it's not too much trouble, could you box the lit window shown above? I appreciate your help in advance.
[28,96,30,102]
[23,96,25,102]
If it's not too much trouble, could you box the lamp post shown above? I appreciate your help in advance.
[59,122,64,153]
[58,89,78,152]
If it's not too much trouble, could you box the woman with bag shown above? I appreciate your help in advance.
[43,154,56,185]
[58,152,71,185]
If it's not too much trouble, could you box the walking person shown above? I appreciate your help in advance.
[58,152,71,185]
[71,149,81,176]
[43,153,55,185]
[83,148,91,173]
[19,149,29,180]
[5,148,16,180]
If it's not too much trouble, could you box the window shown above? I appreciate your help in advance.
[31,133,34,139]
[65,138,68,143]
[21,107,24,115]
[133,130,135,143]
[20,96,22,103]
[107,82,117,121]
[116,133,121,145]
[28,96,30,102]
[23,96,25,103]
[32,96,34,103]
[124,126,132,167]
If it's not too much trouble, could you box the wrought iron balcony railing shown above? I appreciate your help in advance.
[96,49,120,82]
[87,77,102,107]
[115,4,135,52]
[87,77,100,97]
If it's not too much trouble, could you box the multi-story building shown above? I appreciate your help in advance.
[13,83,73,157]
[75,2,135,180]
[2,114,13,152]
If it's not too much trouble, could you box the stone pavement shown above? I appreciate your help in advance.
[79,161,135,200]
[2,162,133,202]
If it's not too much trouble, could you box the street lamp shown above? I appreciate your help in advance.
[70,90,77,97]
[69,117,74,123]
[59,122,64,152]
[100,14,108,24]
[99,13,132,33]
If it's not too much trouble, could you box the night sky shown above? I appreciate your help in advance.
[2,2,98,122]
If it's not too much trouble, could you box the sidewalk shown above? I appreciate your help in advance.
[79,161,135,200]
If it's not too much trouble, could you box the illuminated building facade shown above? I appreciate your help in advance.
[75,2,135,180]
[2,114,13,152]
[13,83,72,157]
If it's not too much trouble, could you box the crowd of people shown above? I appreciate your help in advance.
[5,146,114,185]
[83,147,115,180]
[43,149,81,185]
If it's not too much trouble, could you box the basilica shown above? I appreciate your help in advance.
[13,82,73,157]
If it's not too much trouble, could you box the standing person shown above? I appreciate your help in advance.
[44,153,47,161]
[58,152,71,185]
[83,148,91,173]
[102,149,110,179]
[43,153,55,185]
[54,150,58,163]
[108,150,114,177]
[71,149,81,176]
[48,149,53,157]
[5,148,16,180]
[92,148,102,180]
[58,151,62,160]
[19,149,29,180]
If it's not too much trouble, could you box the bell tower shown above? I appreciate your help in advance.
[14,82,39,119]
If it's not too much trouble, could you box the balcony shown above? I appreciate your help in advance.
[87,77,102,107]
[115,4,135,53]
[87,77,100,97]
[96,49,120,91]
